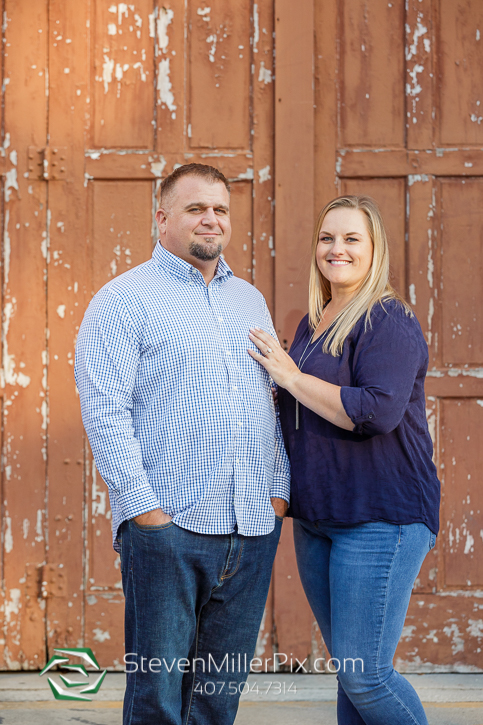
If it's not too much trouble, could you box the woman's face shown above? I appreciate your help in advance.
[316,207,374,296]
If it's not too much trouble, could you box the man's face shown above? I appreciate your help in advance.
[155,176,231,269]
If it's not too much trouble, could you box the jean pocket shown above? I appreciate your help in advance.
[429,532,437,551]
[132,520,174,531]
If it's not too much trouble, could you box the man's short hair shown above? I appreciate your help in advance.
[159,163,231,209]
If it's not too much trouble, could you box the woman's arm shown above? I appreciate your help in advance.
[248,327,354,431]
[248,305,425,437]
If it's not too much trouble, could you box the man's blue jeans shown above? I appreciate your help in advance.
[118,517,282,725]
[293,519,436,725]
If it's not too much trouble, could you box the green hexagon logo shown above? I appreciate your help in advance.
[39,648,107,701]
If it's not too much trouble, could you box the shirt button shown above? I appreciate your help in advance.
[218,316,224,323]
[226,350,231,356]
[368,414,374,419]
[233,385,238,391]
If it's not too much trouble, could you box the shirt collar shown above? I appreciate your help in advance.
[152,242,233,285]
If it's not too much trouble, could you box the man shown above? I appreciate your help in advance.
[75,163,290,725]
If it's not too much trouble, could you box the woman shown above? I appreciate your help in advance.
[248,195,440,725]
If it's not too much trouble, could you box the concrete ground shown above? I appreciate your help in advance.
[0,672,482,724]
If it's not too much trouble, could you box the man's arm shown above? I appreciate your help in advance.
[75,288,169,524]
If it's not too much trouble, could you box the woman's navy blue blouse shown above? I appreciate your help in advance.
[278,299,441,535]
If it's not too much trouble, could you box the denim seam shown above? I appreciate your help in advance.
[374,525,421,725]
[132,521,174,530]
[380,676,421,725]
[374,525,401,680]
[221,539,245,580]
[184,610,203,725]
[125,522,137,725]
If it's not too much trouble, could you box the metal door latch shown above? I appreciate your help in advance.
[28,146,68,180]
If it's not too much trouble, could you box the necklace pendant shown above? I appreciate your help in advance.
[296,399,299,430]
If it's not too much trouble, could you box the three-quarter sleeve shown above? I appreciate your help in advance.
[340,305,426,437]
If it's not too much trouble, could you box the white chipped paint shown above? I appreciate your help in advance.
[401,625,416,639]
[4,588,21,622]
[427,229,433,288]
[5,465,11,481]
[258,61,272,84]
[238,168,254,180]
[148,11,155,37]
[93,628,111,642]
[22,518,29,540]
[446,368,483,379]
[426,406,436,446]
[56,305,66,319]
[476,400,483,407]
[157,7,174,52]
[467,619,483,638]
[470,113,483,125]
[42,350,48,391]
[464,532,475,555]
[406,64,424,97]
[36,509,43,541]
[4,516,13,553]
[197,7,211,18]
[41,399,48,431]
[92,461,107,517]
[108,23,117,35]
[5,166,18,202]
[406,16,428,61]
[157,59,176,115]
[115,63,123,82]
[427,297,434,346]
[254,607,268,656]
[409,283,416,305]
[102,55,115,94]
[253,4,259,51]
[258,165,271,183]
[206,33,217,63]
[477,29,481,42]
[2,300,31,389]
[4,209,11,285]
[132,62,147,82]
[443,623,465,655]
[408,174,429,187]
[87,595,98,605]
[150,157,166,177]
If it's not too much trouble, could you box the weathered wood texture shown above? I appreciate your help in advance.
[279,0,483,673]
[1,0,482,674]
[0,0,276,670]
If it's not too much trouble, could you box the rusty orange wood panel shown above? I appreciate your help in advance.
[1,0,49,670]
[2,0,483,674]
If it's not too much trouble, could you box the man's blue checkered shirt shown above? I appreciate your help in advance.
[75,243,291,551]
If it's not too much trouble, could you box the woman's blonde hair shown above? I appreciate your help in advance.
[308,195,412,356]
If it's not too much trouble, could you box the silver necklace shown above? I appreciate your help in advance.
[295,323,328,430]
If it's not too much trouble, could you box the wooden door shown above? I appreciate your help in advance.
[1,0,276,669]
[273,0,483,672]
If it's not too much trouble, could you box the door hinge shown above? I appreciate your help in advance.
[41,564,67,598]
[28,146,68,181]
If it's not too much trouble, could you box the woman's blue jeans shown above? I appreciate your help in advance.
[118,517,282,725]
[293,519,436,725]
